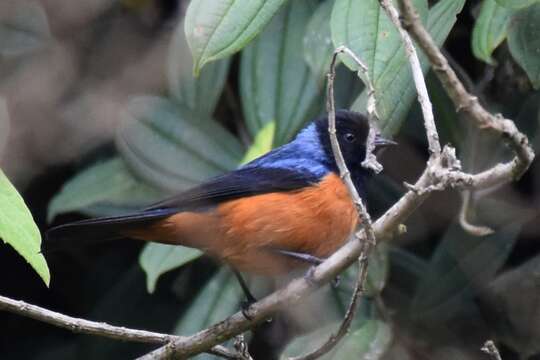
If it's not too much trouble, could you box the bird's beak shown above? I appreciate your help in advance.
[374,134,397,148]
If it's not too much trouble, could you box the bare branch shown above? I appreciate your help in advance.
[287,46,381,360]
[398,0,534,178]
[378,0,441,157]
[0,294,240,360]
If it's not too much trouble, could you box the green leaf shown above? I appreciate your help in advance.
[507,3,540,89]
[139,244,202,293]
[240,1,321,145]
[240,121,275,164]
[48,157,163,221]
[303,0,335,83]
[0,97,10,159]
[0,168,50,286]
[0,1,51,57]
[117,96,244,192]
[184,0,287,74]
[168,19,230,116]
[365,243,389,296]
[472,0,514,64]
[495,0,540,9]
[411,222,522,321]
[283,320,392,360]
[348,0,465,136]
[174,269,243,359]
[331,0,428,74]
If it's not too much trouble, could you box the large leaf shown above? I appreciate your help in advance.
[240,0,321,145]
[0,1,51,57]
[411,222,522,321]
[331,0,428,75]
[116,96,243,192]
[168,19,230,116]
[303,0,335,83]
[139,243,202,293]
[174,269,243,359]
[495,0,540,9]
[472,0,514,64]
[0,168,49,286]
[48,157,163,221]
[184,0,287,74]
[507,3,540,89]
[346,0,465,136]
[282,320,392,360]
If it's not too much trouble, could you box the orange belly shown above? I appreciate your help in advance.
[127,173,358,275]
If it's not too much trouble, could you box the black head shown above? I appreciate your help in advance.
[315,110,394,173]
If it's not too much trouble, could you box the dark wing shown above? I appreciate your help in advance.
[146,166,320,210]
[44,167,320,253]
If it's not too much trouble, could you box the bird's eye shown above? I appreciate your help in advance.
[344,133,356,143]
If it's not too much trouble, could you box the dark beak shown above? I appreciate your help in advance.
[374,134,397,148]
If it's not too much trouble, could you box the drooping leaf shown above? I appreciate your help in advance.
[495,0,540,9]
[48,157,163,221]
[174,269,243,360]
[240,0,321,145]
[472,0,514,64]
[346,0,465,136]
[184,0,287,74]
[139,243,202,293]
[0,1,51,57]
[168,19,230,116]
[507,4,540,89]
[240,121,275,164]
[117,96,243,192]
[282,320,392,360]
[0,97,9,159]
[0,168,49,286]
[303,0,335,83]
[411,222,522,321]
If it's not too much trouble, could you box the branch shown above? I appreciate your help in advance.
[287,46,381,360]
[378,0,441,157]
[398,0,534,179]
[0,294,240,360]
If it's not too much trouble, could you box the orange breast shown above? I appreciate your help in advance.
[214,173,358,274]
[127,173,358,275]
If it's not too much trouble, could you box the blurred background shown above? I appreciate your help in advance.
[0,0,539,359]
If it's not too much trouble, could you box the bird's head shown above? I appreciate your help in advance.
[315,110,395,172]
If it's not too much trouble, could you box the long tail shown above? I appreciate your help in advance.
[44,208,178,254]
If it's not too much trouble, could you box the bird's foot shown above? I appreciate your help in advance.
[332,275,341,288]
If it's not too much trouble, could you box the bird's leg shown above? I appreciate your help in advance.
[232,268,257,320]
[273,249,340,287]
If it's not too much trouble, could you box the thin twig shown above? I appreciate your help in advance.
[459,190,494,236]
[0,294,240,360]
[378,0,441,157]
[287,46,381,360]
[481,340,503,360]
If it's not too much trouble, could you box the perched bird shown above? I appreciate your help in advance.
[46,110,394,300]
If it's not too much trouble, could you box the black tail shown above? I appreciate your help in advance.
[43,208,178,254]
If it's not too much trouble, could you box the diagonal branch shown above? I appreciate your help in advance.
[0,294,241,360]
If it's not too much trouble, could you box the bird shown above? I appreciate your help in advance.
[45,110,394,302]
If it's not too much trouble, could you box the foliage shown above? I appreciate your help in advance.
[23,0,540,358]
